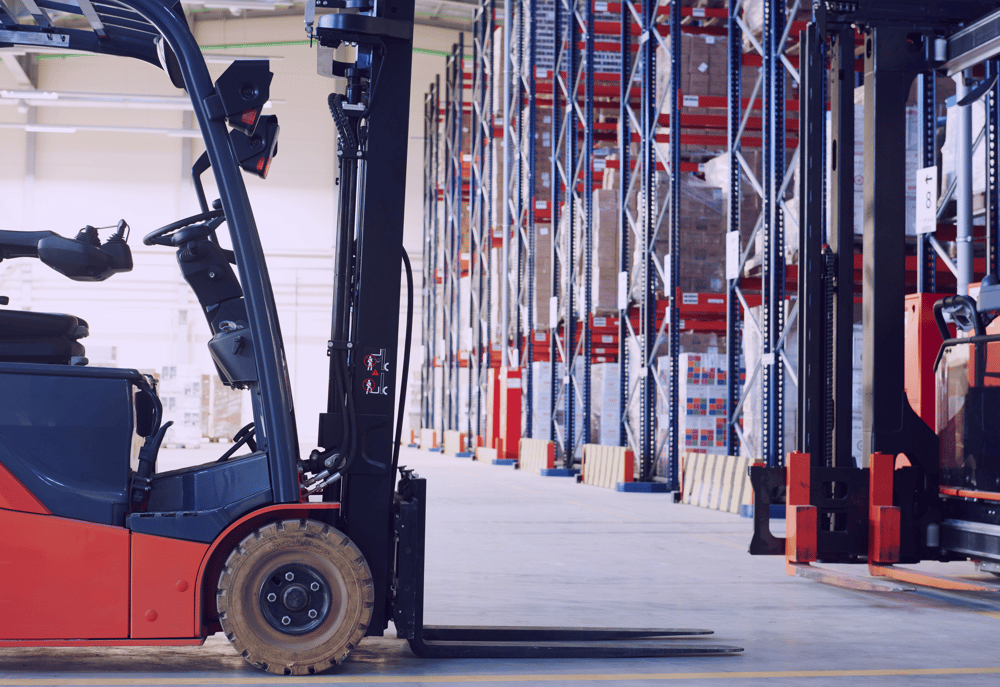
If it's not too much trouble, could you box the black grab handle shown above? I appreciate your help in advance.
[933,294,985,342]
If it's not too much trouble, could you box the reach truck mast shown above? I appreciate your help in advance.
[750,0,1000,583]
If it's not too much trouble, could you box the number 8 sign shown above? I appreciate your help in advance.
[915,165,938,235]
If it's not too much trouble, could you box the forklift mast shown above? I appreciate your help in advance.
[308,0,416,636]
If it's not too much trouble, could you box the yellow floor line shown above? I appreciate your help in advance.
[1,666,1000,684]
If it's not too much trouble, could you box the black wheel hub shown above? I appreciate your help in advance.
[259,563,331,635]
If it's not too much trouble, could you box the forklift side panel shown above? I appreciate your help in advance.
[0,368,135,526]
[130,533,209,639]
[0,510,128,639]
[129,448,273,543]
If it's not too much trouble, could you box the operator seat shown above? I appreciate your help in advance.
[0,307,89,364]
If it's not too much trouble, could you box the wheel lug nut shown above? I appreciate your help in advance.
[308,609,318,619]
[310,582,320,591]
[285,572,295,581]
[281,616,291,625]
[267,593,277,602]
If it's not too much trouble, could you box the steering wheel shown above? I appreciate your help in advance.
[143,209,225,247]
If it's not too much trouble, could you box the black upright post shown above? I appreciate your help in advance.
[828,27,855,468]
[861,27,936,468]
[638,0,656,481]
[761,0,785,468]
[797,24,825,460]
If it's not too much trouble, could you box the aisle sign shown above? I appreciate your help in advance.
[915,165,938,234]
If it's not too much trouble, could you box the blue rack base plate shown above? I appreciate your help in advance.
[492,458,518,466]
[540,468,580,477]
[615,482,671,493]
[738,504,786,519]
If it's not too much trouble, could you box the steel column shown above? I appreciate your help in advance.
[956,70,974,295]
[917,71,938,293]
[761,0,786,468]
[987,59,999,277]
[725,0,742,457]
[618,0,632,450]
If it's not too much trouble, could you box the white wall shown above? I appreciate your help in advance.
[0,13,459,450]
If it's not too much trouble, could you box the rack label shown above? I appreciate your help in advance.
[726,230,740,280]
[682,293,699,305]
[915,165,937,234]
[682,95,699,108]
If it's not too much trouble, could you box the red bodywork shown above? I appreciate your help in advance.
[0,502,339,646]
[903,293,948,428]
[0,460,49,515]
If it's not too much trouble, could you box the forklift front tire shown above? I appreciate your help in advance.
[216,519,374,675]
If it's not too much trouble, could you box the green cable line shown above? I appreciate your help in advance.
[201,39,311,50]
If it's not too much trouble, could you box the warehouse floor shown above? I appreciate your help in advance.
[2,445,999,686]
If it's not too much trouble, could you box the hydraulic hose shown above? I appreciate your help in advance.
[391,247,414,487]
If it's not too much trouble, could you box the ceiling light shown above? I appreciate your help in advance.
[1,90,58,100]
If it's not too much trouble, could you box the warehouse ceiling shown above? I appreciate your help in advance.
[0,0,476,30]
[0,0,472,121]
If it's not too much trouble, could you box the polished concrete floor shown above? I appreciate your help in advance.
[2,445,999,686]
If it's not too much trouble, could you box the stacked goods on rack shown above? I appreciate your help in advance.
[656,32,730,106]
[530,358,620,448]
[739,0,811,52]
[159,364,203,448]
[590,314,619,363]
[533,223,553,330]
[590,362,622,446]
[655,352,731,457]
[207,375,243,442]
[848,86,927,234]
[741,302,798,459]
[522,105,553,210]
[643,172,726,295]
[530,360,552,440]
[553,358,584,458]
[592,189,621,313]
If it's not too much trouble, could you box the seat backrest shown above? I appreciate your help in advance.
[0,309,88,364]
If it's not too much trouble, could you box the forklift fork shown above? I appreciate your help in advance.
[393,471,743,658]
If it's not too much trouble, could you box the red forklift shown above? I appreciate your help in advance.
[0,0,740,674]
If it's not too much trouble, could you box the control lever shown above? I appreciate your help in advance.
[27,220,133,282]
